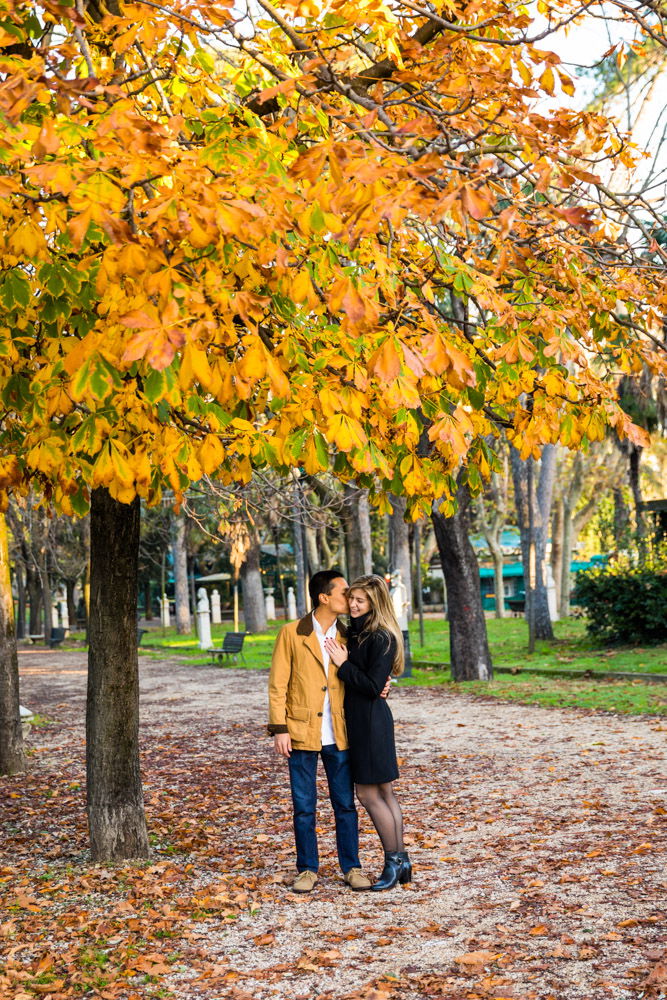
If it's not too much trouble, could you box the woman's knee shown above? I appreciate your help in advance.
[355,784,378,809]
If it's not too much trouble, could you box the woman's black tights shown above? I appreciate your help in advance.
[355,782,404,853]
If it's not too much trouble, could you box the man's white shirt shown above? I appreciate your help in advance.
[311,612,337,746]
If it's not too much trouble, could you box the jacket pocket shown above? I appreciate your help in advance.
[286,705,310,742]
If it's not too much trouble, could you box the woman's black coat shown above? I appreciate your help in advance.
[337,614,399,785]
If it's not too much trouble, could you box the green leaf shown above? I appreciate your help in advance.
[144,368,165,403]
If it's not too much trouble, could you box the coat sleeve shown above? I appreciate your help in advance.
[267,625,291,735]
[337,632,395,699]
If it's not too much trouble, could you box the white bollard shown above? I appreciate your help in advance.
[210,588,222,625]
[59,592,70,631]
[287,586,297,620]
[160,593,171,628]
[264,586,276,621]
[197,587,212,650]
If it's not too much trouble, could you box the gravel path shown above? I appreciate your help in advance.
[14,648,667,1000]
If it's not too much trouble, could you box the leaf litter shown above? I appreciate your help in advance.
[1,649,665,1000]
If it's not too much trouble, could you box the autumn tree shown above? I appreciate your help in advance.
[2,0,667,853]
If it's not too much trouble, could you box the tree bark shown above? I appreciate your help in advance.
[628,445,645,541]
[14,557,26,640]
[476,464,508,619]
[240,537,267,633]
[431,482,493,681]
[305,524,321,576]
[87,488,149,861]
[27,568,41,636]
[511,446,556,640]
[343,485,373,581]
[550,497,564,613]
[172,512,191,634]
[0,514,24,775]
[388,494,412,618]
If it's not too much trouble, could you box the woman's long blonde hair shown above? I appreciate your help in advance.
[347,575,405,677]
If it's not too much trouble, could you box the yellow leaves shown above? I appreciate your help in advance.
[9,220,47,260]
[198,434,225,475]
[326,414,368,452]
[329,275,377,327]
[0,456,20,490]
[428,408,475,457]
[32,119,60,157]
[369,338,401,382]
[539,66,555,95]
[180,343,213,391]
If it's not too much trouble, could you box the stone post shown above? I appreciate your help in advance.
[197,587,212,650]
[210,588,222,625]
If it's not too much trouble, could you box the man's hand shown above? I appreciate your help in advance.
[274,732,292,758]
[380,677,391,699]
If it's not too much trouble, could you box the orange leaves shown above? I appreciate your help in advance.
[462,186,493,221]
[121,301,186,371]
[369,338,402,382]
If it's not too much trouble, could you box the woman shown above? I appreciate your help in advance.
[324,575,411,891]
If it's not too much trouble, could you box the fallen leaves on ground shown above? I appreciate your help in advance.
[1,652,666,1000]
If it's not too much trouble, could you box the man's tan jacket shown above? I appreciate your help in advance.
[267,614,348,751]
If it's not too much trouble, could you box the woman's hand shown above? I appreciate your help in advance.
[324,636,348,667]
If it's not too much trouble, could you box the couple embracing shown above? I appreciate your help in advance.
[267,570,411,893]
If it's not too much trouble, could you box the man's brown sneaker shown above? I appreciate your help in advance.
[291,870,318,893]
[343,867,371,891]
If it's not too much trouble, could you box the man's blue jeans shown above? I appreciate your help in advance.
[287,745,360,874]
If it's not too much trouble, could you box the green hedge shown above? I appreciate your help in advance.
[575,568,667,645]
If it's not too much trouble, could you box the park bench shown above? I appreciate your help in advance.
[49,627,66,649]
[507,594,525,616]
[208,631,247,665]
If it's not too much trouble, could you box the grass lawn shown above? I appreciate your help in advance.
[135,616,667,717]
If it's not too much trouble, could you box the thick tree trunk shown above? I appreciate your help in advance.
[388,495,412,618]
[240,538,267,633]
[87,488,149,861]
[343,485,373,581]
[431,483,493,681]
[0,514,24,775]
[172,512,191,634]
[511,446,555,640]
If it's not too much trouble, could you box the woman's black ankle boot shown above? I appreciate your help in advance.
[371,852,404,891]
[397,851,412,884]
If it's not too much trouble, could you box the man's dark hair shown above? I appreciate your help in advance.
[308,569,344,609]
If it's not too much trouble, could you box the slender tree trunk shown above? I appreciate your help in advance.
[431,482,493,681]
[613,486,630,549]
[0,514,24,775]
[240,538,267,633]
[172,512,191,634]
[37,525,53,644]
[142,581,153,620]
[87,488,149,861]
[14,558,26,640]
[292,488,307,617]
[343,485,373,581]
[27,568,41,636]
[305,525,321,576]
[511,446,555,640]
[66,579,77,632]
[628,445,645,540]
[550,497,564,613]
[560,505,575,619]
[388,494,412,618]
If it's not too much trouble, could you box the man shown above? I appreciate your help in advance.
[268,569,371,893]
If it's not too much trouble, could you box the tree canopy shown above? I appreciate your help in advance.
[1,0,665,516]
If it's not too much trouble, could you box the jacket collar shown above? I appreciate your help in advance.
[295,613,348,638]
